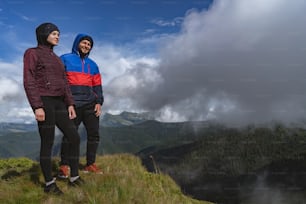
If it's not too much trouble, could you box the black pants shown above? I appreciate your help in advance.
[38,96,80,182]
[61,102,100,166]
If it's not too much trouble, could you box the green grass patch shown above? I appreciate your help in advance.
[0,154,213,204]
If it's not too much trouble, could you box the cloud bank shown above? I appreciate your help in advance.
[106,0,306,125]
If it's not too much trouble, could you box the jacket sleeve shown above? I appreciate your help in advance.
[61,59,75,107]
[92,63,104,105]
[23,49,44,110]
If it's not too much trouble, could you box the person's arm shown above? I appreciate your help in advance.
[92,62,104,106]
[60,56,75,108]
[92,62,104,117]
[23,49,44,110]
[60,56,77,119]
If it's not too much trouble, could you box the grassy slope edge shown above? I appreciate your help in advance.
[0,154,213,204]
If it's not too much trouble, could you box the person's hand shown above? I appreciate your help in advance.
[35,108,45,121]
[68,105,77,119]
[94,104,102,117]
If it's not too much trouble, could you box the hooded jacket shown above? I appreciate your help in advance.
[23,23,74,110]
[60,33,104,108]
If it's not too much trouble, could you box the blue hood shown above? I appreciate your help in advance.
[72,33,94,57]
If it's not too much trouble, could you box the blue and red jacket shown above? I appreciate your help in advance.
[60,33,104,108]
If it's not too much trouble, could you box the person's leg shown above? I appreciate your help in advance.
[60,137,69,166]
[83,103,100,166]
[60,109,82,166]
[38,97,56,183]
[55,100,80,178]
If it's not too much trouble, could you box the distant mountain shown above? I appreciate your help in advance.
[0,112,214,163]
[0,122,36,136]
[0,129,40,159]
[0,111,154,134]
[101,111,154,127]
[1,111,195,158]
[0,121,38,159]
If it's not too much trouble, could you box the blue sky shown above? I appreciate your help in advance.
[1,0,306,126]
[0,0,212,60]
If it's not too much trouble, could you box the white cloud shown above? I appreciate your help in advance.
[151,17,183,27]
[102,0,306,125]
[0,77,19,102]
[7,107,34,123]
[0,75,30,122]
[95,46,161,113]
[146,0,306,125]
[90,44,159,85]
[0,61,23,79]
[0,58,34,122]
[21,15,33,21]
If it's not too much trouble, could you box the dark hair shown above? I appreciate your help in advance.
[80,36,94,47]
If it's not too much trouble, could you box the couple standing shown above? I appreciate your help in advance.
[23,22,103,194]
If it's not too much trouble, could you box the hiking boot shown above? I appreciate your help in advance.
[44,183,63,195]
[68,177,85,187]
[83,163,103,174]
[58,165,70,179]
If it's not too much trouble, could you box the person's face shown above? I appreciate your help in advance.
[47,31,60,46]
[78,39,92,55]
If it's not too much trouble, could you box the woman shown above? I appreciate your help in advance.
[23,22,83,194]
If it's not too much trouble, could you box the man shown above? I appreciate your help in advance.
[58,33,104,178]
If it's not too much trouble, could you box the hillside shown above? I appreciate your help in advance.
[0,154,213,204]
[96,120,206,155]
[139,125,306,204]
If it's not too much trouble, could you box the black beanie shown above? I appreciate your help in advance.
[80,35,94,48]
[36,22,59,46]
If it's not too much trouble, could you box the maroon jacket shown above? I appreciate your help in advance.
[23,45,74,110]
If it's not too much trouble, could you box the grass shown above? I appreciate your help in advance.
[0,154,213,204]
